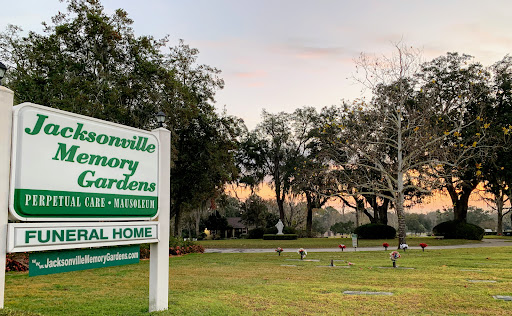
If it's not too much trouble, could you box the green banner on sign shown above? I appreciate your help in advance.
[14,189,158,218]
[29,245,140,276]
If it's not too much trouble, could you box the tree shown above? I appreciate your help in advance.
[330,220,355,235]
[240,195,270,228]
[479,56,512,234]
[171,110,242,235]
[216,193,242,218]
[435,207,494,229]
[317,45,493,246]
[1,0,169,128]
[238,111,295,222]
[202,211,229,237]
[312,207,343,235]
[0,0,241,237]
[416,52,497,224]
[405,213,432,234]
[290,107,337,237]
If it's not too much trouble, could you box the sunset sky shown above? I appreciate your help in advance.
[2,0,510,212]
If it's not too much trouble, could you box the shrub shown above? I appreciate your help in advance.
[169,245,205,256]
[140,244,151,259]
[433,220,484,240]
[247,228,265,239]
[140,237,206,259]
[262,234,298,240]
[283,226,296,234]
[264,227,278,234]
[169,236,196,248]
[5,253,28,272]
[354,224,396,239]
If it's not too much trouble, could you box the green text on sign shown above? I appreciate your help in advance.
[29,245,140,276]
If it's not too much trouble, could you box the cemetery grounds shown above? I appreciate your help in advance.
[1,237,512,315]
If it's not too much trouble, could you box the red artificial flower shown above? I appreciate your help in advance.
[382,243,389,248]
[419,243,428,248]
[338,244,346,249]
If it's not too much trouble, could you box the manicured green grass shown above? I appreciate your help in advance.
[197,236,480,249]
[3,247,512,315]
[483,235,512,240]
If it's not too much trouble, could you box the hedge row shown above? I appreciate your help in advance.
[262,234,298,240]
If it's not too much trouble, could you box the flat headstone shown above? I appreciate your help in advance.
[343,291,393,296]
[460,269,484,272]
[280,264,297,267]
[317,265,350,268]
[285,259,320,262]
[467,280,497,283]
[376,267,415,270]
[493,295,512,301]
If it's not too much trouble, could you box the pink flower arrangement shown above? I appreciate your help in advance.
[338,244,346,251]
[382,242,389,250]
[347,262,354,266]
[419,243,428,251]
[275,247,284,256]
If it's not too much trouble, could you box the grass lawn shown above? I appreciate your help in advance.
[196,236,481,249]
[2,247,512,315]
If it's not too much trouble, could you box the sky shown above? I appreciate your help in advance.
[3,0,512,129]
[2,0,511,212]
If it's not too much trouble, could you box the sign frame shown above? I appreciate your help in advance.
[7,221,159,253]
[9,103,160,222]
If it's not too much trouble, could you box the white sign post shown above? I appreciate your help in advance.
[149,127,170,312]
[0,86,14,309]
[0,97,170,312]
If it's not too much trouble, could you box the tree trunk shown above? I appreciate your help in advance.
[305,192,313,237]
[356,198,365,227]
[447,183,475,223]
[273,161,286,222]
[174,208,182,237]
[366,195,390,225]
[495,193,505,235]
[377,199,389,225]
[277,198,285,222]
[396,110,406,247]
[396,187,406,247]
[195,208,201,238]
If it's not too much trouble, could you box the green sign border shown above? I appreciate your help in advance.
[29,245,140,276]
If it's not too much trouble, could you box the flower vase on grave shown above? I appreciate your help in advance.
[390,251,400,268]
[297,248,307,260]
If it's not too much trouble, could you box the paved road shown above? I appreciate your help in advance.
[204,238,512,253]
